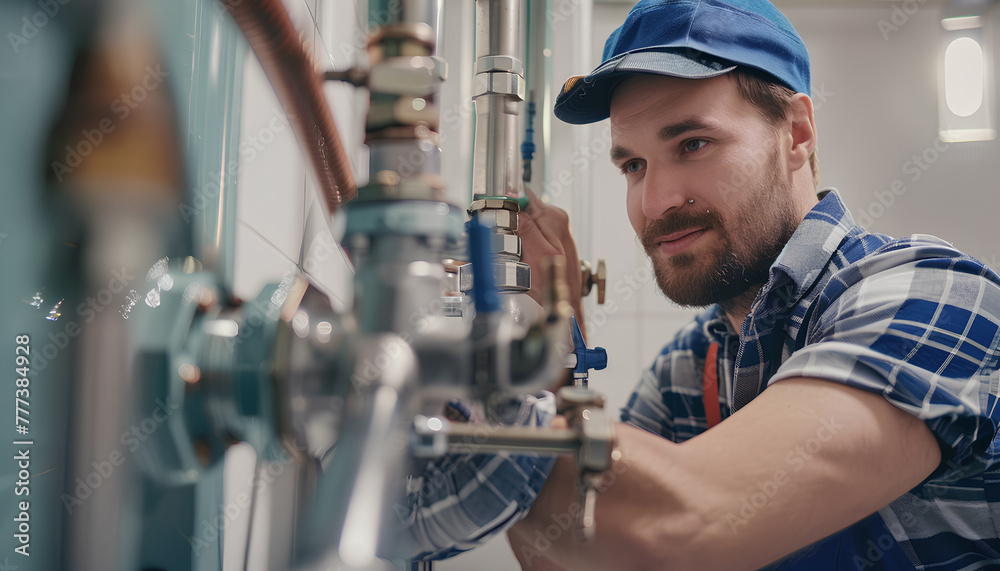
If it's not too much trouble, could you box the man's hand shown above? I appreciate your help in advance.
[506,378,941,570]
[517,186,586,339]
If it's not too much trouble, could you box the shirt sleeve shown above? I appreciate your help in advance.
[390,391,558,562]
[771,247,1000,482]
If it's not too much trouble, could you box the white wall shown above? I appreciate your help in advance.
[232,0,360,309]
[788,4,1000,270]
[225,1,362,569]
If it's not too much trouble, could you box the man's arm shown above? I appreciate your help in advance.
[509,377,941,570]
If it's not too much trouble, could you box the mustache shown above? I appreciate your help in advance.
[640,209,723,250]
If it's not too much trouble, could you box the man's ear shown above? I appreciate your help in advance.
[785,93,817,173]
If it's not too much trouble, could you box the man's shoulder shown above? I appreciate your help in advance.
[831,230,998,288]
[808,230,1000,330]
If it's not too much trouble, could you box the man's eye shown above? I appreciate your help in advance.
[683,139,708,153]
[623,161,643,174]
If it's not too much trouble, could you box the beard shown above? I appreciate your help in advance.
[641,147,801,308]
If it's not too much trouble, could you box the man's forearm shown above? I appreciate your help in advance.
[508,528,571,571]
[508,379,940,570]
[507,426,693,570]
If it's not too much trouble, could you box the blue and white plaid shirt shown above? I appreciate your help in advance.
[623,190,1000,570]
[392,393,558,562]
[401,190,1000,570]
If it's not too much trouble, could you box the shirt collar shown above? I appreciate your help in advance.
[767,189,861,305]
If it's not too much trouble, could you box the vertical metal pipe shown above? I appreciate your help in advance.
[187,0,245,292]
[476,0,520,58]
[438,0,475,205]
[472,0,524,199]
[524,0,552,192]
[365,0,446,192]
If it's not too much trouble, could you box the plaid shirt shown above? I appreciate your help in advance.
[623,190,1000,570]
[393,393,558,562]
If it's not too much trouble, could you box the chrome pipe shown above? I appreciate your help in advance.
[476,0,520,60]
[524,0,552,190]
[445,424,581,454]
[472,0,525,199]
[299,334,419,567]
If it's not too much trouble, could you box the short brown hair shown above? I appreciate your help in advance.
[729,68,820,188]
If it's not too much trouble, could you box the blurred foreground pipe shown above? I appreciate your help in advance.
[221,0,357,211]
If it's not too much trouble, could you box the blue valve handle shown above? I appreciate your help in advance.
[521,100,536,162]
[571,315,608,375]
[467,217,500,314]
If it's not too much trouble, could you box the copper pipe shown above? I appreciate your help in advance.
[221,0,357,211]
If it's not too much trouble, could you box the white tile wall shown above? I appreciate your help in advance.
[232,0,362,304]
[790,6,1000,270]
[574,1,705,422]
[227,1,362,568]
[233,60,306,268]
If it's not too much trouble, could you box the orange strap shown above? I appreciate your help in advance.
[703,342,721,429]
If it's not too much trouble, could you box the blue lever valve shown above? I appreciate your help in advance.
[571,315,607,375]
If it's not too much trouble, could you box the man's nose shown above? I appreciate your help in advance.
[641,166,688,219]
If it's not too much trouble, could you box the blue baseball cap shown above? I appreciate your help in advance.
[554,0,811,125]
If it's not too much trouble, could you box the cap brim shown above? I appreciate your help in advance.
[554,50,737,125]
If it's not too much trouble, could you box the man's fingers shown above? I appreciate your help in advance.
[517,211,562,258]
[550,415,569,430]
[524,185,545,215]
[520,191,570,257]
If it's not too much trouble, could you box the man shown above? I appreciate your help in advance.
[509,0,1000,569]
